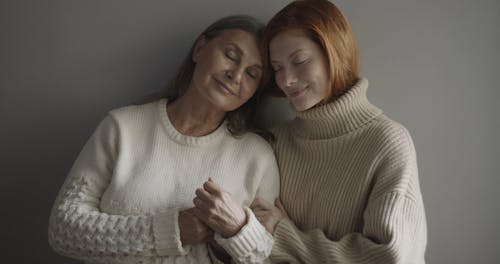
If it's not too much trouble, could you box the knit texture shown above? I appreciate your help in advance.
[270,78,427,264]
[48,99,279,264]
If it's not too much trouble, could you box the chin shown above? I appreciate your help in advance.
[289,97,318,112]
[290,102,312,112]
[208,95,239,112]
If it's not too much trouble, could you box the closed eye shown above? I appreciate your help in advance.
[226,49,239,61]
[293,59,309,65]
[247,68,261,79]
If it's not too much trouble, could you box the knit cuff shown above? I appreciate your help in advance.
[271,217,297,255]
[214,207,274,263]
[153,209,191,256]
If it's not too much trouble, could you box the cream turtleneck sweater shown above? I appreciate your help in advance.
[270,78,427,263]
[48,99,279,264]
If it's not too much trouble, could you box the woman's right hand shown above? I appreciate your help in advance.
[250,197,288,234]
[179,207,213,245]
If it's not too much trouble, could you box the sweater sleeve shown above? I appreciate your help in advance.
[271,129,427,264]
[48,114,190,261]
[212,143,280,264]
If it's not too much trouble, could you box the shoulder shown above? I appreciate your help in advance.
[232,132,275,157]
[108,99,160,123]
[366,115,418,176]
[91,100,162,140]
[366,115,415,150]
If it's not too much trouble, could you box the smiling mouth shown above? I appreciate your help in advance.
[287,87,308,98]
[214,77,237,96]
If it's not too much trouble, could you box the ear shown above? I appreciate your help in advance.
[192,34,208,63]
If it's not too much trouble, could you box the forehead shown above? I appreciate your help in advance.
[269,29,320,58]
[213,29,262,64]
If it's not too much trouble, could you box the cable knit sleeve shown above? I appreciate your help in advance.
[213,142,280,264]
[271,129,427,264]
[48,114,190,261]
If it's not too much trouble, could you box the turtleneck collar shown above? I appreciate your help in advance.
[291,78,383,139]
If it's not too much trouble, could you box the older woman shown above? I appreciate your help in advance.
[251,1,427,263]
[48,16,279,264]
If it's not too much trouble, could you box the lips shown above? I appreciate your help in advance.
[286,86,308,98]
[214,77,237,96]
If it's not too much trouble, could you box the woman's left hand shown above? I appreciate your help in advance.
[250,197,288,234]
[193,178,247,238]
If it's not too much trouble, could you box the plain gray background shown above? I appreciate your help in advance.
[1,0,499,263]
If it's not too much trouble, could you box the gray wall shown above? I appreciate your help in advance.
[1,0,499,263]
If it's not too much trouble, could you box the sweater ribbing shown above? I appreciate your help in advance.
[271,78,427,264]
[48,99,280,264]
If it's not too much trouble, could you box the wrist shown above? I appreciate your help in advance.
[224,208,248,238]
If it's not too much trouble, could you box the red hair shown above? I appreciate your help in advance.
[262,0,360,100]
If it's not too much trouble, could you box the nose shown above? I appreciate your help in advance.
[276,68,297,89]
[225,66,244,85]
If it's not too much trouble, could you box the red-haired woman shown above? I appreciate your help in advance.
[251,1,427,263]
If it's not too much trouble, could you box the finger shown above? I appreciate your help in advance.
[203,180,222,196]
[275,198,288,217]
[193,196,209,211]
[275,198,284,210]
[250,198,259,209]
[182,207,197,215]
[250,197,273,210]
[192,207,209,223]
[195,187,213,202]
[253,210,268,217]
[255,215,267,225]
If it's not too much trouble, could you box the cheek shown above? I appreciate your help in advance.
[198,52,226,75]
[241,81,258,99]
[305,65,328,89]
[274,72,286,89]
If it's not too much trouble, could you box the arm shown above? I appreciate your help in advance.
[204,149,280,264]
[272,193,426,264]
[48,115,196,261]
[194,148,279,263]
[257,129,426,264]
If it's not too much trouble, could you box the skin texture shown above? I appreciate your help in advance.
[167,29,263,137]
[193,178,248,238]
[191,29,263,113]
[252,29,331,233]
[250,197,288,234]
[179,208,213,245]
[269,29,329,112]
[172,30,263,247]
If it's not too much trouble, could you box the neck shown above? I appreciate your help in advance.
[167,84,226,137]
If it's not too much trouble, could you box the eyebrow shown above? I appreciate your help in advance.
[271,49,304,64]
[228,43,263,68]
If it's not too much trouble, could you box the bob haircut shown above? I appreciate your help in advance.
[147,15,267,138]
[262,0,360,100]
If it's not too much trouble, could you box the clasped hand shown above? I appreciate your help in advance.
[250,197,288,234]
[179,178,287,246]
[192,178,247,238]
[179,178,247,245]
[180,178,246,246]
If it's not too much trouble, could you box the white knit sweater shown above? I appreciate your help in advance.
[270,78,427,263]
[48,99,279,264]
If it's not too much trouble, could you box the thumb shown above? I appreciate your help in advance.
[275,198,288,218]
